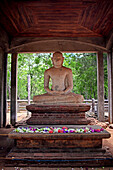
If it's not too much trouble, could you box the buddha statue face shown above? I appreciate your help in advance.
[52,52,64,68]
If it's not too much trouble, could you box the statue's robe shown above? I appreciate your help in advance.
[33,92,84,105]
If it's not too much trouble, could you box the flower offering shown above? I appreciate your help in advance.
[14,126,104,134]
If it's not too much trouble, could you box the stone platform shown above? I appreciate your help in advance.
[6,125,113,167]
[26,103,90,125]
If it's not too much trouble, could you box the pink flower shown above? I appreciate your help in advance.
[91,129,94,132]
[70,130,74,133]
[100,128,104,131]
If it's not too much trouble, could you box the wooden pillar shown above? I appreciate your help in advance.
[3,53,8,127]
[0,51,8,127]
[107,50,113,123]
[11,53,17,126]
[97,51,104,121]
[0,49,4,127]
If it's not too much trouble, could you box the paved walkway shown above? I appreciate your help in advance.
[103,127,113,156]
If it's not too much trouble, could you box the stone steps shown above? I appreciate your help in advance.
[6,147,113,167]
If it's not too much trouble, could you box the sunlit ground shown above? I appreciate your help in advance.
[6,111,31,125]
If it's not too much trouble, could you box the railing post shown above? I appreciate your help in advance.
[17,100,19,113]
[92,98,95,112]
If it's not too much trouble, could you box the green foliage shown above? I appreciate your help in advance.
[103,53,108,99]
[63,53,97,99]
[7,53,108,100]
[7,54,11,99]
[17,53,52,99]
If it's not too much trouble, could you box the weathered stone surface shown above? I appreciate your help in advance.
[88,118,108,129]
[33,93,84,104]
[33,52,84,105]
[6,147,113,167]
[26,52,87,125]
[26,104,90,125]
[16,138,102,149]
[27,117,90,125]
[26,103,90,113]
[7,125,112,167]
[8,125,110,149]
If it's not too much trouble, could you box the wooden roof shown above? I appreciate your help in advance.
[0,0,113,52]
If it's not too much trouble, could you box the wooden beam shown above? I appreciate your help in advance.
[10,37,106,49]
[0,49,4,127]
[11,53,17,126]
[107,50,113,123]
[3,53,8,127]
[8,37,107,53]
[97,51,104,122]
[106,30,113,50]
[9,37,106,53]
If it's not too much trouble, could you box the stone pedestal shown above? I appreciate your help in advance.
[26,103,90,125]
[6,104,113,167]
[7,125,113,167]
[9,125,109,149]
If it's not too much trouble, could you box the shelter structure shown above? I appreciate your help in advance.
[0,0,113,127]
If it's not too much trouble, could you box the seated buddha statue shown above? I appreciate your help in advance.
[33,51,84,105]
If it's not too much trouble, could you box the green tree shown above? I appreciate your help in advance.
[63,53,97,99]
[17,53,52,99]
[7,52,108,100]
[7,54,11,99]
[103,53,108,99]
